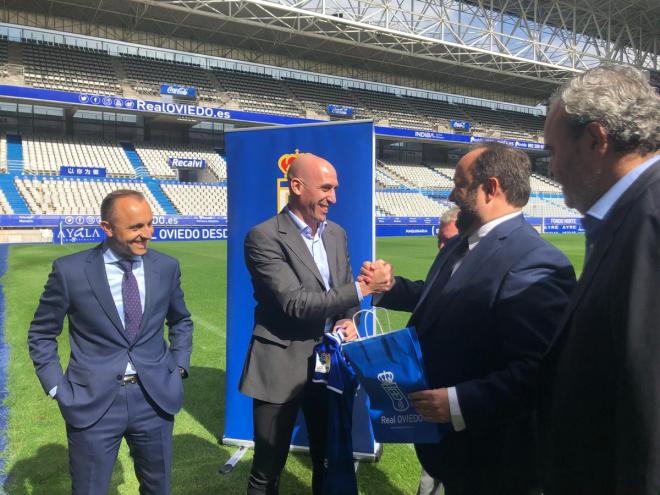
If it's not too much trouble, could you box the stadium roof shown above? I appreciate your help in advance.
[460,0,660,69]
[4,0,658,102]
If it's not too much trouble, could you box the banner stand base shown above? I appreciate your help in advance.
[219,445,249,474]
[222,438,383,463]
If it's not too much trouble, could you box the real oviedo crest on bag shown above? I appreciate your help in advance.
[342,325,449,444]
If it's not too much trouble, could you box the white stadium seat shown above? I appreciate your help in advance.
[161,182,227,216]
[22,136,136,178]
[14,176,165,215]
[133,143,227,181]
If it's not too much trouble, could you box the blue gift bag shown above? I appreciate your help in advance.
[342,311,448,444]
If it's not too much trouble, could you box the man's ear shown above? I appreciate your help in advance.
[483,177,500,201]
[584,121,608,155]
[289,177,303,196]
[100,220,113,237]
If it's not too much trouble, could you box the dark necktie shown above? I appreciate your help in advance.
[409,237,469,329]
[117,259,142,342]
[582,214,602,265]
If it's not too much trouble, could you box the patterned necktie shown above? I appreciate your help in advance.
[117,259,142,342]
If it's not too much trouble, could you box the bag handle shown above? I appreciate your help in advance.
[351,307,392,339]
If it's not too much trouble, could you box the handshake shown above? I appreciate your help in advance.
[357,259,395,297]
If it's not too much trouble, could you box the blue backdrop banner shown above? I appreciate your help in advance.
[224,120,378,457]
[52,225,229,243]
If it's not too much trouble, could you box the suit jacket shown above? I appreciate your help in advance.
[540,160,660,495]
[375,214,576,493]
[239,211,360,404]
[28,245,193,429]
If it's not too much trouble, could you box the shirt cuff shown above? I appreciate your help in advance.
[48,385,57,398]
[355,281,364,302]
[448,386,466,431]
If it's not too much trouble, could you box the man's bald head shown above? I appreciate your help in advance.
[287,153,336,184]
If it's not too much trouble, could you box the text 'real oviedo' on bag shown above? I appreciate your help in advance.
[341,309,449,444]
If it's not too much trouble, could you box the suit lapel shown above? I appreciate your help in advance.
[277,212,326,288]
[139,250,160,335]
[413,239,462,313]
[84,245,125,338]
[414,215,524,334]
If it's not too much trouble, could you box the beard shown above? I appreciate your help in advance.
[455,189,480,235]
[560,157,604,215]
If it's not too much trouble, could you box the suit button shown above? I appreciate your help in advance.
[116,374,122,380]
[128,347,133,351]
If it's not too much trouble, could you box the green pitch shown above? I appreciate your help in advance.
[1,234,584,494]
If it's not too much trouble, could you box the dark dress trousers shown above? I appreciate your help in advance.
[540,160,660,495]
[28,245,193,495]
[240,211,360,495]
[375,214,576,495]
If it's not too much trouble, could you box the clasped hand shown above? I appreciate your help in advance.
[357,259,395,296]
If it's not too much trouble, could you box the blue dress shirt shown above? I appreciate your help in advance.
[584,154,660,258]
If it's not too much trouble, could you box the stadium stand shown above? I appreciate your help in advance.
[213,69,300,117]
[523,197,579,218]
[0,188,12,214]
[15,176,165,215]
[282,77,371,118]
[500,109,545,138]
[0,36,8,77]
[1,37,550,142]
[161,182,227,216]
[376,168,404,189]
[22,136,136,177]
[379,161,454,189]
[22,39,121,96]
[132,142,227,180]
[406,95,471,130]
[120,53,218,102]
[530,173,562,193]
[351,88,432,130]
[0,135,6,173]
[376,191,449,217]
[540,196,580,217]
[429,166,456,185]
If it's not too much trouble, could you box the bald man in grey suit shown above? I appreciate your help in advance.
[239,154,387,495]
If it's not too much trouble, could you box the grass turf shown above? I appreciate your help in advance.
[0,234,584,494]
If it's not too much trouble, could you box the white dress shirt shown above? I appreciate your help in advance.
[447,210,523,431]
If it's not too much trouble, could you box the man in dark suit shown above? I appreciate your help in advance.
[28,190,193,495]
[361,143,576,495]
[240,153,386,495]
[540,65,660,495]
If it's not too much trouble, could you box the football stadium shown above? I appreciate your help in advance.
[0,0,657,493]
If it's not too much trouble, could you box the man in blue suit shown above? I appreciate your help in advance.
[28,190,193,495]
[361,143,576,494]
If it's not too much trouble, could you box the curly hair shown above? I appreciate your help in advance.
[549,65,660,154]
